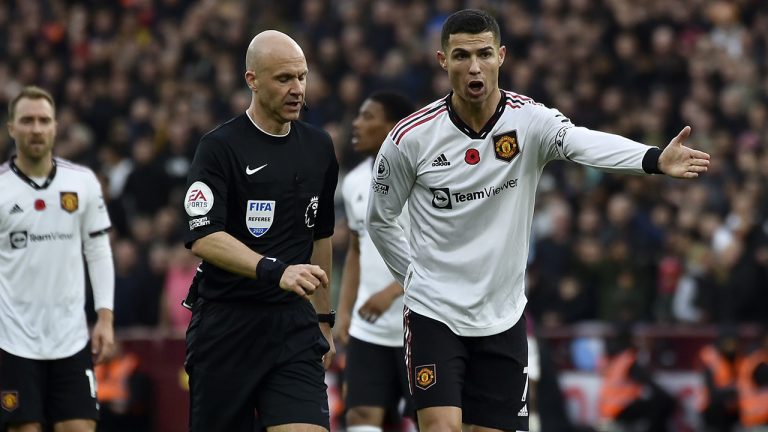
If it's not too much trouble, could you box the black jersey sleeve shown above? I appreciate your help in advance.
[313,133,339,240]
[184,133,230,248]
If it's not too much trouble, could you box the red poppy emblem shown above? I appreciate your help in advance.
[465,149,480,165]
[34,199,46,211]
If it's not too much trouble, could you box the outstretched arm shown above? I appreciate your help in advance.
[658,126,711,178]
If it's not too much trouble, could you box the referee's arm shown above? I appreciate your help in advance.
[191,232,328,299]
[310,235,335,369]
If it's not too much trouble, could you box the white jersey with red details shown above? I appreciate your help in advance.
[367,90,656,337]
[0,158,111,359]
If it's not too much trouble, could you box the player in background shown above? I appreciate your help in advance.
[0,86,115,432]
[335,91,416,432]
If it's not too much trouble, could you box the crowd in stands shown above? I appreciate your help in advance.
[1,0,766,334]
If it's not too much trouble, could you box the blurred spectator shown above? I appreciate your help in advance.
[159,244,197,334]
[697,327,740,432]
[737,332,768,429]
[95,343,153,432]
[598,329,676,432]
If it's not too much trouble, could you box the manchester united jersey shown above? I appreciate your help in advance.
[367,90,660,337]
[0,158,111,359]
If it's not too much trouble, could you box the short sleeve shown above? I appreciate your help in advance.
[312,133,339,240]
[184,134,230,248]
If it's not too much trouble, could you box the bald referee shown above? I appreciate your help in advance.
[183,31,338,432]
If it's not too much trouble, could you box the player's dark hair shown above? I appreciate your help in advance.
[368,91,416,123]
[8,86,56,121]
[440,9,500,50]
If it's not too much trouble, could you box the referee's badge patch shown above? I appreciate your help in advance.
[60,192,79,213]
[246,200,275,237]
[1,391,18,412]
[493,130,520,163]
[185,181,214,216]
[415,364,436,390]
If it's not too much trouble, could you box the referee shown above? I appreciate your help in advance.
[183,30,338,432]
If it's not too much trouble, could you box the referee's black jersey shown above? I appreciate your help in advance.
[183,113,339,304]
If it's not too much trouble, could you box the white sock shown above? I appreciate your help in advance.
[346,426,383,432]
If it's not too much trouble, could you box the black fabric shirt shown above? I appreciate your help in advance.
[184,113,338,304]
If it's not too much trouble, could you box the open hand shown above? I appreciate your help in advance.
[658,126,710,179]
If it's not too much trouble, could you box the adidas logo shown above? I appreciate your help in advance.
[9,204,23,214]
[431,153,450,167]
[518,404,528,417]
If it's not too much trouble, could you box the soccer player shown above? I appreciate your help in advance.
[336,91,415,432]
[183,30,338,432]
[366,9,710,432]
[0,86,115,432]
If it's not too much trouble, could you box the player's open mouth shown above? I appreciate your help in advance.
[286,101,302,109]
[468,81,484,94]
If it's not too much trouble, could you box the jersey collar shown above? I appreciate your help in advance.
[445,90,506,140]
[10,156,57,190]
[245,110,291,137]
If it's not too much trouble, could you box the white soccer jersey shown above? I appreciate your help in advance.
[342,158,409,347]
[367,91,658,337]
[0,158,111,359]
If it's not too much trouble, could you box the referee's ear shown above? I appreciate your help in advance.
[245,70,258,91]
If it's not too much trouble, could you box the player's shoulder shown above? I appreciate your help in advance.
[0,160,14,187]
[55,157,98,179]
[0,160,11,177]
[502,90,539,109]
[388,96,449,147]
[201,114,247,144]
[294,120,335,153]
[293,119,331,140]
[343,158,373,191]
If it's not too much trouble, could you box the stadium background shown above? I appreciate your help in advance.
[1,0,766,431]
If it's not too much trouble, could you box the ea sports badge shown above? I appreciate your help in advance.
[493,130,520,163]
[60,192,79,213]
[185,181,214,216]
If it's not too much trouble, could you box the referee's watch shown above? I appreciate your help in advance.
[317,310,336,328]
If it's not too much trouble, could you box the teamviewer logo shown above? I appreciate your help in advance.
[430,187,452,209]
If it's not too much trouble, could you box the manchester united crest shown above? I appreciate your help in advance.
[415,364,436,390]
[1,391,18,412]
[493,130,520,163]
[60,192,79,213]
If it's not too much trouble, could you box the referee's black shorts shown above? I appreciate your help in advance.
[404,308,529,431]
[185,299,330,432]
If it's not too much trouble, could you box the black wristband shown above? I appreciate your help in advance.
[642,147,663,174]
[256,257,289,286]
